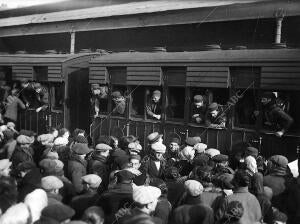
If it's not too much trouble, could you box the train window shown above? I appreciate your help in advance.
[145,87,162,121]
[90,84,108,117]
[33,66,48,82]
[230,67,260,128]
[50,83,64,111]
[130,85,145,118]
[109,67,127,85]
[166,87,185,120]
[190,87,229,126]
[111,86,126,117]
[0,66,12,84]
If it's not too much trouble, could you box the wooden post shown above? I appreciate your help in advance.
[70,31,76,54]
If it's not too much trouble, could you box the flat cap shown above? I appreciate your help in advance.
[42,204,75,222]
[152,90,161,97]
[81,174,102,188]
[16,161,36,172]
[39,159,64,174]
[53,137,68,146]
[184,180,204,196]
[205,148,220,158]
[111,91,122,99]
[245,147,259,158]
[193,95,203,103]
[41,176,64,191]
[169,137,180,145]
[17,135,34,144]
[147,132,163,144]
[193,143,207,153]
[0,159,12,171]
[19,129,35,137]
[37,134,54,144]
[45,151,59,160]
[269,155,288,168]
[74,135,88,144]
[212,154,228,163]
[133,186,161,205]
[151,142,166,154]
[95,143,112,152]
[208,102,218,111]
[115,169,136,182]
[72,143,92,155]
[185,137,201,146]
[181,146,195,159]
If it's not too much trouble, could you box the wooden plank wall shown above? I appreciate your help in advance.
[12,65,33,80]
[127,66,162,86]
[89,66,107,84]
[48,65,62,82]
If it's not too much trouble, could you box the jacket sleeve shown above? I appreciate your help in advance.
[146,103,155,117]
[71,168,84,194]
[274,109,294,131]
[17,98,26,109]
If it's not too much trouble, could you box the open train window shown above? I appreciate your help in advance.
[163,67,186,121]
[190,87,229,127]
[230,67,260,129]
[50,83,64,111]
[90,84,108,117]
[109,67,127,118]
[130,85,145,119]
[145,87,163,121]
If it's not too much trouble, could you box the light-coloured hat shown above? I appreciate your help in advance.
[24,189,48,222]
[0,203,31,224]
[205,148,220,158]
[147,132,163,144]
[17,135,34,144]
[53,137,68,146]
[194,143,207,153]
[41,176,64,191]
[151,142,166,154]
[37,134,54,144]
[133,186,161,205]
[0,159,12,171]
[184,180,204,196]
[181,146,195,159]
[81,174,102,188]
[95,143,112,152]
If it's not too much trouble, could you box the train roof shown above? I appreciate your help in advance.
[0,53,100,65]
[1,0,299,37]
[90,49,300,64]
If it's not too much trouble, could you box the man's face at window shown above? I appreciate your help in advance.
[93,89,100,95]
[152,95,160,103]
[169,142,179,152]
[210,110,218,117]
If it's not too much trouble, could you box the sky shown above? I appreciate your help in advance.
[0,0,69,9]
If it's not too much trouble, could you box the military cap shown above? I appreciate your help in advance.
[133,186,161,205]
[184,180,204,196]
[0,159,12,171]
[194,143,207,153]
[147,132,163,144]
[208,102,218,111]
[205,148,220,158]
[169,137,180,145]
[193,95,204,103]
[39,159,64,174]
[111,91,122,99]
[212,154,228,163]
[16,135,34,145]
[185,137,201,146]
[152,90,161,97]
[72,143,92,155]
[41,176,64,191]
[151,142,166,154]
[245,147,259,158]
[42,204,75,222]
[81,174,102,188]
[95,143,112,152]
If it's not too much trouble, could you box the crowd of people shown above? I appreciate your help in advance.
[0,120,299,224]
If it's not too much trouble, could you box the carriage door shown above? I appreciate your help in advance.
[68,68,90,133]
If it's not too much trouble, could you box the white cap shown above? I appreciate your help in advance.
[133,186,161,205]
[194,143,207,153]
[205,148,220,158]
[184,180,204,196]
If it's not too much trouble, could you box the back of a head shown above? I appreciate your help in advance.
[232,169,250,188]
[82,206,105,224]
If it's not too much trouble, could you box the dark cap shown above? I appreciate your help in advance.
[208,102,218,112]
[169,137,180,145]
[261,92,275,99]
[72,143,92,155]
[245,147,259,157]
[19,129,36,137]
[74,135,88,144]
[212,154,228,163]
[42,204,75,222]
[152,90,161,97]
[193,95,203,103]
[112,91,122,99]
[185,137,201,146]
[16,161,36,172]
[115,170,136,182]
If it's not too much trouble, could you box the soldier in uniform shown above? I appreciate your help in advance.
[146,90,162,120]
[205,102,227,128]
[191,95,207,124]
[255,92,293,137]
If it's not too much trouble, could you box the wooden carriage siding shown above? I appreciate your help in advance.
[89,49,300,161]
[0,53,100,133]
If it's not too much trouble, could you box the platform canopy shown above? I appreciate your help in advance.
[0,0,299,37]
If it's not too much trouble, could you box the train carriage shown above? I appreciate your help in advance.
[89,48,300,160]
[0,52,99,134]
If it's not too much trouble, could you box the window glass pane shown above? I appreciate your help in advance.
[166,87,185,120]
[130,85,145,118]
[111,86,126,117]
[90,84,108,116]
[146,88,162,120]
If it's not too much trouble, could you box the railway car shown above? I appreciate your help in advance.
[0,52,99,134]
[89,48,300,160]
